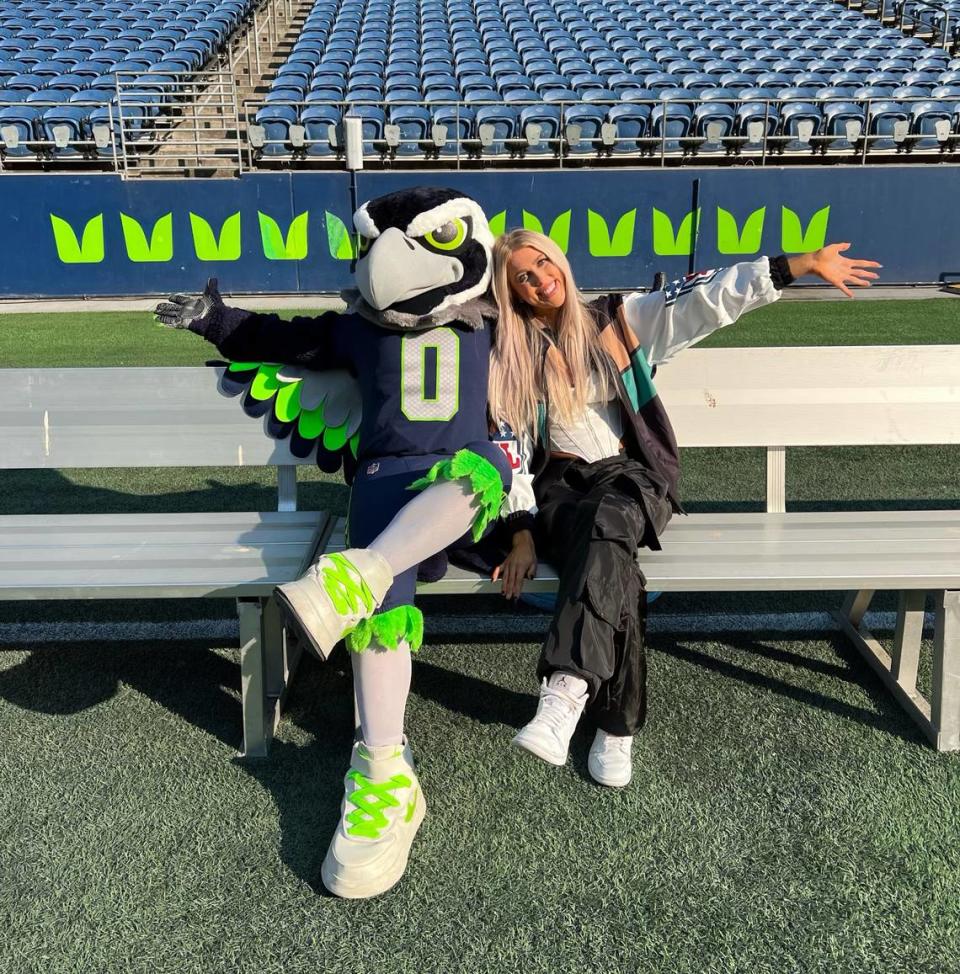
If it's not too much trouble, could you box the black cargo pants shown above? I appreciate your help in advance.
[534,454,673,737]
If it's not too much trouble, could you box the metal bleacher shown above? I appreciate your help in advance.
[0,0,253,166]
[246,0,960,166]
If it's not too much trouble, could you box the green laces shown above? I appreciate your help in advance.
[321,553,374,616]
[345,771,413,839]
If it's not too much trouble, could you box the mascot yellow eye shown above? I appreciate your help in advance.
[424,218,466,251]
[357,235,372,255]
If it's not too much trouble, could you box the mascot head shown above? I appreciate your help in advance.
[351,186,494,326]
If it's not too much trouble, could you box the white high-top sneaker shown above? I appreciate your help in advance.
[274,548,393,660]
[321,738,426,900]
[587,729,634,788]
[511,673,588,766]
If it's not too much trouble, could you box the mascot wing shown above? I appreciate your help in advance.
[216,361,361,473]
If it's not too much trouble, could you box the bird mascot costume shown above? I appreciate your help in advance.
[155,187,511,899]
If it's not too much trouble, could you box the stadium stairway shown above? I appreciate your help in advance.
[128,0,313,176]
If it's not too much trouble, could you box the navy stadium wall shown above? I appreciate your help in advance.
[3,166,957,297]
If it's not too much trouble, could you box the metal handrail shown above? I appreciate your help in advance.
[240,92,960,167]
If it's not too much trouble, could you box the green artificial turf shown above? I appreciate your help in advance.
[0,297,959,368]
[0,300,958,973]
[0,308,320,367]
[2,632,959,974]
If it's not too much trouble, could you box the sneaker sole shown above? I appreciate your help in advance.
[273,582,341,661]
[587,760,632,788]
[320,797,426,899]
[511,731,567,767]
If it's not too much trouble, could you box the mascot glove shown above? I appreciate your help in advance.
[154,277,223,330]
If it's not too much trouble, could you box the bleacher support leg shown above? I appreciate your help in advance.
[237,597,271,758]
[931,590,960,751]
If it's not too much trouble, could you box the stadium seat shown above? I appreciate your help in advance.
[430,103,476,156]
[910,98,954,150]
[475,103,517,155]
[254,104,299,156]
[606,101,651,154]
[344,105,385,155]
[300,102,341,156]
[386,105,432,154]
[736,93,780,152]
[518,103,561,154]
[0,104,42,156]
[563,103,607,154]
[865,99,911,152]
[778,94,822,153]
[40,102,92,156]
[693,99,736,154]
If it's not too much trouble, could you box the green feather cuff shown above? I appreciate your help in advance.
[407,448,506,542]
[346,604,424,653]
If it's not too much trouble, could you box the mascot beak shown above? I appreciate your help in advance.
[355,226,464,310]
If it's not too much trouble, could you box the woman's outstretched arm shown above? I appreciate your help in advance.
[621,244,879,366]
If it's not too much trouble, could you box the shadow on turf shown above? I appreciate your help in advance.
[0,468,348,516]
[0,625,929,892]
[650,631,927,747]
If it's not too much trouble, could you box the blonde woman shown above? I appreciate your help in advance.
[489,230,879,787]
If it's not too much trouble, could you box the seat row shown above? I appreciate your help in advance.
[250,89,960,161]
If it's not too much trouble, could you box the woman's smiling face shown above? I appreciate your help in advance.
[506,246,567,319]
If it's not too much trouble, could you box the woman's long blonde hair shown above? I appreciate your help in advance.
[489,229,610,440]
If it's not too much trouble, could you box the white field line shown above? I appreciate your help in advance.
[0,610,934,646]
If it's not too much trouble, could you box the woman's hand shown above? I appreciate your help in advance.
[787,244,881,298]
[492,529,538,600]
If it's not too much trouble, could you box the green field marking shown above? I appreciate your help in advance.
[782,204,831,252]
[652,206,701,256]
[588,208,637,257]
[258,210,309,260]
[325,211,356,261]
[49,213,105,264]
[189,212,242,261]
[521,209,572,253]
[487,209,507,237]
[716,206,766,255]
[119,212,174,263]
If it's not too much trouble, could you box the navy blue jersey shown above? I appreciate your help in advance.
[195,307,492,462]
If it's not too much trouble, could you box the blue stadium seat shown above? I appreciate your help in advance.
[518,103,561,154]
[40,103,91,156]
[344,105,386,155]
[650,97,693,153]
[541,88,578,104]
[386,105,431,154]
[778,93,822,153]
[736,92,780,151]
[475,103,517,155]
[693,99,736,153]
[910,98,954,150]
[0,104,42,156]
[563,103,607,154]
[606,101,650,153]
[254,103,299,156]
[430,103,476,155]
[6,74,45,93]
[504,88,538,105]
[580,88,617,104]
[682,72,719,94]
[300,102,341,156]
[865,99,911,152]
[902,71,941,89]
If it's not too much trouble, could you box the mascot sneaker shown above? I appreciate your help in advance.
[321,739,426,899]
[587,729,634,788]
[512,674,588,766]
[275,548,392,660]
